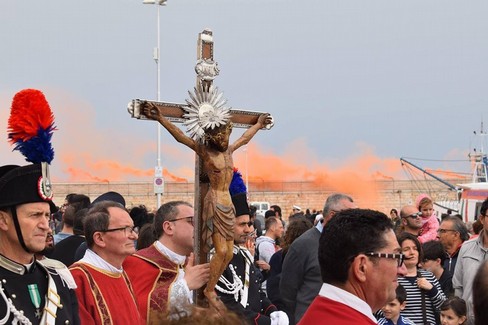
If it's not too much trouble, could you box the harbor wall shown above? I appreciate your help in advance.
[52,178,465,218]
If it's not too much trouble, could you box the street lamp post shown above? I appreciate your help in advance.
[143,0,167,208]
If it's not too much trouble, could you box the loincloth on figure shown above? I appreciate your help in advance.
[202,195,235,253]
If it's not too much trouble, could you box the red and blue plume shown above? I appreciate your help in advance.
[229,168,247,196]
[7,89,56,164]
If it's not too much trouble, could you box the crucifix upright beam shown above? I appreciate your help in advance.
[128,28,273,306]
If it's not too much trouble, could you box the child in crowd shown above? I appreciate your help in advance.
[421,240,454,297]
[416,193,440,243]
[440,297,467,325]
[377,285,415,325]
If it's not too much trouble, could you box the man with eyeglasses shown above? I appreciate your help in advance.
[299,209,407,325]
[123,201,210,323]
[69,201,144,324]
[281,193,356,324]
[437,215,469,275]
[453,197,488,324]
[398,205,422,237]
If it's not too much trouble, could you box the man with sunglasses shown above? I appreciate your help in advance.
[299,209,407,325]
[124,201,210,323]
[69,201,144,324]
[398,205,422,237]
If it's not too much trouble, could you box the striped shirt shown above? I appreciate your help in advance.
[398,269,446,325]
[377,315,416,325]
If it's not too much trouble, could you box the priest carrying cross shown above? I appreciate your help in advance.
[128,29,273,312]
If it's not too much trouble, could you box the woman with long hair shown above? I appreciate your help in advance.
[397,232,446,324]
[266,217,312,310]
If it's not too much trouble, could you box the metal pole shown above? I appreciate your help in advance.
[156,4,162,208]
[143,0,167,209]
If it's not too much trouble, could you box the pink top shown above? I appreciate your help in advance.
[418,214,439,243]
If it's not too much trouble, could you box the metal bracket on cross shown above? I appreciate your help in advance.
[127,28,274,133]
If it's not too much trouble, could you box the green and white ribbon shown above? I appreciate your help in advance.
[27,284,41,309]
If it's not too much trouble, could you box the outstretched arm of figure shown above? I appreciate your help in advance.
[231,113,272,151]
[141,103,197,151]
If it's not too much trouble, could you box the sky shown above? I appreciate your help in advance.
[1,0,488,186]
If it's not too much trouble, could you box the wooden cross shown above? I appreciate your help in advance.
[128,29,273,305]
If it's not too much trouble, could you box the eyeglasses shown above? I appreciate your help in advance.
[404,213,420,219]
[437,229,457,234]
[365,252,405,267]
[167,216,194,226]
[100,225,137,236]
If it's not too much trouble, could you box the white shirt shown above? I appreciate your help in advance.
[154,241,193,319]
[318,283,377,323]
[80,249,123,273]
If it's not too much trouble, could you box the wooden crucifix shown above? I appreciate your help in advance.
[128,29,273,309]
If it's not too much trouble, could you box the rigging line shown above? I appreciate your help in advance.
[401,157,470,162]
[402,163,443,198]
[402,164,427,194]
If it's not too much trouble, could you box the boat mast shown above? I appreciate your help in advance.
[469,121,488,183]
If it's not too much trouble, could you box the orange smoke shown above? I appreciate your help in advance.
[163,168,188,182]
[0,88,403,193]
[58,154,188,183]
[233,142,404,206]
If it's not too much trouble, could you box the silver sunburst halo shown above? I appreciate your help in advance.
[183,85,231,142]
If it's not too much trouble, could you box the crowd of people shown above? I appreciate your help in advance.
[1,87,487,325]
[5,166,488,325]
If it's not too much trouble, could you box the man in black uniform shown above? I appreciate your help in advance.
[214,171,288,325]
[0,164,80,324]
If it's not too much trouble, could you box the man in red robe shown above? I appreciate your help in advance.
[299,209,407,325]
[123,201,210,324]
[69,201,144,324]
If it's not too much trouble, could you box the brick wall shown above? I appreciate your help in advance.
[52,178,463,218]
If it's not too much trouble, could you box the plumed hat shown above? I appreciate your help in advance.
[2,89,57,254]
[229,169,249,217]
[1,89,57,211]
[0,164,56,211]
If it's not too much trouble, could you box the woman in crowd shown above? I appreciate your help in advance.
[266,217,312,310]
[397,232,446,325]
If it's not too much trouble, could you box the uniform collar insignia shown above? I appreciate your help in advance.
[0,254,27,275]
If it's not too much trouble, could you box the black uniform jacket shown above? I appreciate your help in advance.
[217,246,277,325]
[0,255,80,325]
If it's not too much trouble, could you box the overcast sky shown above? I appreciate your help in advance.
[1,0,488,184]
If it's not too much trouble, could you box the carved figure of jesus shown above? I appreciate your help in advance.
[142,105,272,310]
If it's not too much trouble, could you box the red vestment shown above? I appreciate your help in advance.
[123,243,180,324]
[69,262,143,325]
[298,296,376,325]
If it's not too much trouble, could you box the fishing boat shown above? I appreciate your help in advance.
[401,123,488,222]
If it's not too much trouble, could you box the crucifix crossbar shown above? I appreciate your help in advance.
[127,29,273,308]
[128,99,270,130]
[128,29,273,130]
